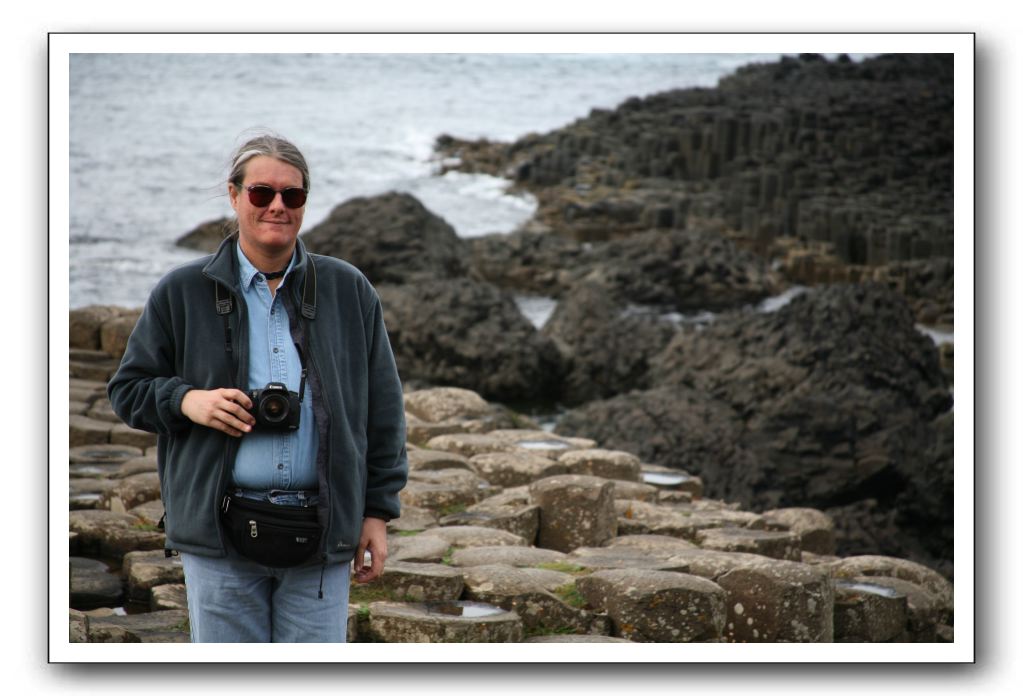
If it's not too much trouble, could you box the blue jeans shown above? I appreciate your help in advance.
[180,489,350,643]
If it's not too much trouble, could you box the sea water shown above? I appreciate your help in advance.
[69,52,863,309]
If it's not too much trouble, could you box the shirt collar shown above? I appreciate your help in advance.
[236,244,297,291]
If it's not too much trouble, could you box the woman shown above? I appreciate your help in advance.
[108,133,408,642]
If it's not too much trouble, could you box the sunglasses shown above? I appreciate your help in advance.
[245,185,308,209]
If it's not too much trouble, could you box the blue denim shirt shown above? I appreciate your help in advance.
[231,245,318,491]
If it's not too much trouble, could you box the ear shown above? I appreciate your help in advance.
[228,183,240,212]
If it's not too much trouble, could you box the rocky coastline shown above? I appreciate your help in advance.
[69,53,955,642]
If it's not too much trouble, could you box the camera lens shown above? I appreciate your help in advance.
[259,393,290,423]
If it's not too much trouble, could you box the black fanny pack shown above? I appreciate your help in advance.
[220,494,322,568]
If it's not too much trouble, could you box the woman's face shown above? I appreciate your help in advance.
[229,155,306,260]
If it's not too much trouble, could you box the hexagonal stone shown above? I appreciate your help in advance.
[468,451,568,487]
[602,534,698,556]
[440,504,539,544]
[461,564,602,636]
[388,534,452,563]
[70,305,120,349]
[715,559,834,642]
[843,575,943,641]
[609,480,659,502]
[827,555,953,618]
[761,507,836,555]
[87,608,190,643]
[524,635,634,643]
[567,546,692,572]
[86,398,122,423]
[69,610,88,643]
[471,485,532,508]
[374,561,465,602]
[404,387,493,423]
[386,506,438,533]
[407,448,473,472]
[419,525,528,550]
[69,443,144,466]
[695,527,801,561]
[528,474,617,552]
[366,601,523,642]
[99,526,166,560]
[557,448,642,481]
[100,472,162,512]
[115,454,158,478]
[109,423,158,448]
[405,415,473,446]
[489,429,596,461]
[122,550,185,602]
[70,415,112,446]
[449,545,570,569]
[425,433,515,458]
[150,583,188,611]
[69,510,140,555]
[69,477,118,510]
[661,549,769,581]
[129,500,165,527]
[400,468,496,511]
[576,569,727,642]
[70,359,118,382]
[833,580,909,642]
[70,557,123,610]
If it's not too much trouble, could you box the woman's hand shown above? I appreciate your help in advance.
[353,517,388,583]
[180,388,256,437]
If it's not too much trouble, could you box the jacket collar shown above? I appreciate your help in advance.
[202,233,310,292]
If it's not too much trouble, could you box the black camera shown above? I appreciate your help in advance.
[246,382,301,431]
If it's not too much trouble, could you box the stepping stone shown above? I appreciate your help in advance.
[761,507,836,555]
[69,415,112,446]
[69,462,123,480]
[461,564,604,636]
[425,433,515,458]
[405,415,473,446]
[472,485,531,508]
[843,574,944,641]
[407,448,473,472]
[530,475,617,552]
[419,525,528,550]
[404,387,494,423]
[602,534,698,556]
[524,635,634,643]
[150,583,188,611]
[87,608,190,643]
[567,546,691,572]
[70,359,117,382]
[86,398,122,423]
[70,557,123,610]
[557,448,642,481]
[69,610,88,643]
[488,429,596,461]
[70,509,165,560]
[374,561,465,602]
[440,504,539,544]
[449,546,570,569]
[714,559,834,642]
[468,451,567,487]
[576,568,727,642]
[695,527,802,561]
[69,478,118,510]
[609,480,659,502]
[386,505,438,533]
[366,601,522,642]
[129,500,165,527]
[100,472,162,512]
[388,534,452,563]
[662,549,770,580]
[115,454,158,478]
[69,444,143,466]
[122,549,185,602]
[827,555,953,617]
[109,423,157,449]
[400,468,496,511]
[833,580,909,642]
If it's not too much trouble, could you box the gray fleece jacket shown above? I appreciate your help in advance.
[107,235,408,563]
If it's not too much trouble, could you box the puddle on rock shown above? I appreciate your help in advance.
[423,601,505,618]
[642,472,692,486]
[517,440,571,451]
[835,581,903,598]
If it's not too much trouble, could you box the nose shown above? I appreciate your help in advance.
[266,191,287,212]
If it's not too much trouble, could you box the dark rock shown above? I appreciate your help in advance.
[87,609,190,643]
[557,283,952,575]
[70,557,123,610]
[301,192,467,285]
[176,217,232,253]
[379,279,563,402]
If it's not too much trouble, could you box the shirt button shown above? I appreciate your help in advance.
[273,347,279,353]
[277,463,284,470]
